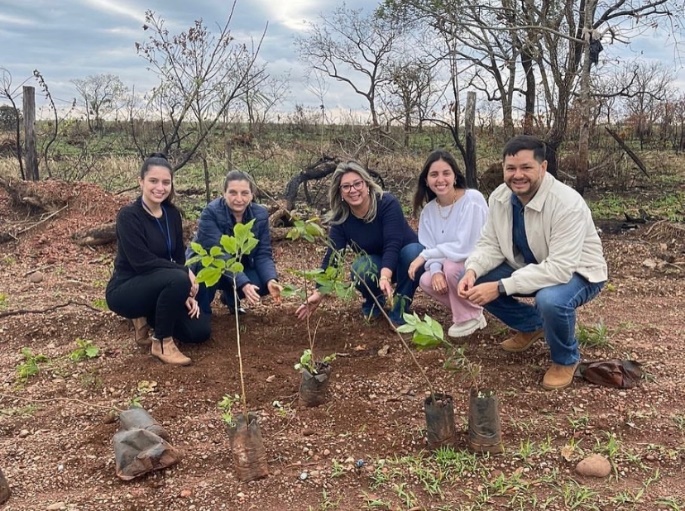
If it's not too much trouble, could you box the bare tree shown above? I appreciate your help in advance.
[71,74,128,132]
[382,0,684,186]
[621,61,675,149]
[242,69,290,134]
[296,5,403,127]
[134,4,267,176]
[0,68,27,179]
[386,62,432,144]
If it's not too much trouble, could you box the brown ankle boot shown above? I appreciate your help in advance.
[542,362,579,390]
[150,337,192,366]
[132,317,151,347]
[500,329,545,352]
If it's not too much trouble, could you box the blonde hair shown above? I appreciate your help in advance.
[325,161,384,225]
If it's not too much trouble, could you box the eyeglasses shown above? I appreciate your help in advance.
[340,180,365,193]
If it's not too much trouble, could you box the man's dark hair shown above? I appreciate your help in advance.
[502,135,546,163]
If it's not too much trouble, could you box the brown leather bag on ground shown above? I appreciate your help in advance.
[577,359,643,389]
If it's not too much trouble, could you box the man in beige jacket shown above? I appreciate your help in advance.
[458,135,607,390]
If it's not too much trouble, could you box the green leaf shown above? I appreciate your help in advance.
[304,222,325,238]
[189,242,207,256]
[201,255,214,268]
[395,324,415,334]
[209,246,224,257]
[227,261,244,273]
[185,254,202,266]
[412,333,442,350]
[220,235,238,255]
[85,346,100,358]
[197,266,223,287]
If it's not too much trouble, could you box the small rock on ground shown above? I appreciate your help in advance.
[575,454,611,478]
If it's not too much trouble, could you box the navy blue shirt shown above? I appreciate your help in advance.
[323,193,418,273]
[511,194,537,265]
[188,198,278,289]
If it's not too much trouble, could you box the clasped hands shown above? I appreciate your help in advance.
[457,270,500,306]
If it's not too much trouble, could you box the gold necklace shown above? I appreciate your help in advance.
[437,195,458,220]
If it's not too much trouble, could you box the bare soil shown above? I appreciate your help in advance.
[0,181,684,510]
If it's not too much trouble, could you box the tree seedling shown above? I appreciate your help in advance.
[284,218,354,374]
[69,338,100,362]
[218,394,241,427]
[187,219,259,420]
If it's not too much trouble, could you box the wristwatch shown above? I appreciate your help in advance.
[497,280,506,295]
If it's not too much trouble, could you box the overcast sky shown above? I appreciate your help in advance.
[0,0,683,121]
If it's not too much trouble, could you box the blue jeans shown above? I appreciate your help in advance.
[351,243,424,325]
[476,263,605,365]
[196,267,269,315]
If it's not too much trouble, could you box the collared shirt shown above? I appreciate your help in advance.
[511,194,537,265]
[465,173,607,295]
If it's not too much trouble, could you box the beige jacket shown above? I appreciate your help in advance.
[465,173,607,295]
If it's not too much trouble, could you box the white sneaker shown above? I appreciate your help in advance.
[448,314,487,338]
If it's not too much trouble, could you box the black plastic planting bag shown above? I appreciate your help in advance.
[113,408,182,481]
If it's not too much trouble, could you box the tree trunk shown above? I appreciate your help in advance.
[23,86,38,181]
[464,92,478,188]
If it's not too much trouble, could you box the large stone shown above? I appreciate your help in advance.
[575,454,611,478]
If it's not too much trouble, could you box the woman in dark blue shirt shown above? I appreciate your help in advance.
[187,170,282,314]
[296,161,424,326]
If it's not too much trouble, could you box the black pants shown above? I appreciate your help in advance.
[106,268,211,343]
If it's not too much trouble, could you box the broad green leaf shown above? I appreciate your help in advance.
[197,266,222,287]
[227,261,244,273]
[189,242,207,256]
[413,333,442,350]
[201,255,214,268]
[210,246,224,257]
[220,235,238,255]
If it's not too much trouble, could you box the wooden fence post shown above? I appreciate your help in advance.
[23,86,39,181]
[464,91,478,188]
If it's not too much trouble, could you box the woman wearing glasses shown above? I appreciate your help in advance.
[295,161,424,326]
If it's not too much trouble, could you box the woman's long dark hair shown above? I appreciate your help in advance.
[412,150,467,216]
[140,152,175,205]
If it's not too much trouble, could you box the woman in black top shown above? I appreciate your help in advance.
[106,153,210,365]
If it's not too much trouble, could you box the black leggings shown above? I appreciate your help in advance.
[106,268,211,344]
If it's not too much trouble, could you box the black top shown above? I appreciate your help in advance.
[109,197,188,284]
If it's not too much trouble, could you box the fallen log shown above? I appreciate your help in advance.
[72,222,117,246]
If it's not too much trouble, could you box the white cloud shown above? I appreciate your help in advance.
[250,0,316,31]
[78,0,144,22]
[0,13,35,25]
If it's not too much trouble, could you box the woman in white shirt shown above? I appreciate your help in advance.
[408,150,489,338]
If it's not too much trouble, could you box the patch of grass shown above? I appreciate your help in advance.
[558,480,600,510]
[16,347,49,383]
[91,297,109,311]
[656,497,684,510]
[0,292,7,310]
[568,413,590,432]
[360,491,392,510]
[672,414,685,432]
[308,489,341,511]
[577,321,611,349]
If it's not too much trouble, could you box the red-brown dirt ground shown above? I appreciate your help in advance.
[0,180,684,510]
